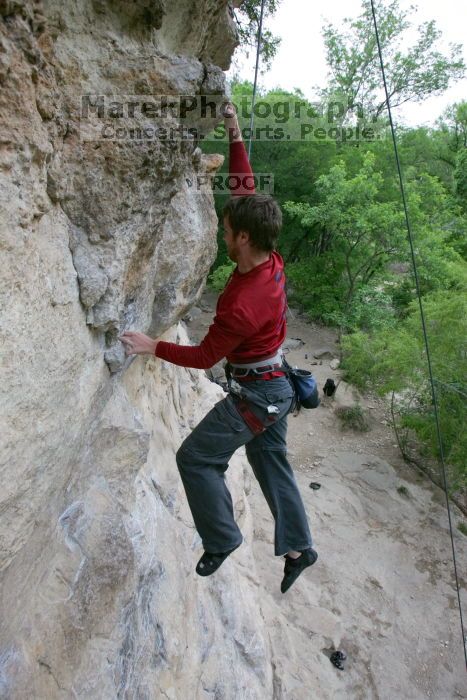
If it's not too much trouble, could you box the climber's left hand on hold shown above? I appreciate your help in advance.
[221,101,236,119]
[119,331,158,356]
[222,101,242,143]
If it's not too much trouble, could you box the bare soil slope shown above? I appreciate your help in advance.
[187,291,467,699]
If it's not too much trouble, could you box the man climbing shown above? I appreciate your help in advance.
[119,104,317,593]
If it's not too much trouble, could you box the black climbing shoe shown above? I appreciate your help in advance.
[280,548,318,593]
[196,544,240,577]
[330,650,346,670]
[323,378,336,397]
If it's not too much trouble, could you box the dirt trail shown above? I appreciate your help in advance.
[186,290,467,699]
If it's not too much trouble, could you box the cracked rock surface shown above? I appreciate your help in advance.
[0,1,275,697]
[1,0,232,375]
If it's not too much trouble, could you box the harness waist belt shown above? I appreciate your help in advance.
[229,351,283,371]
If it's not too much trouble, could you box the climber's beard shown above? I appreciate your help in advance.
[223,218,240,263]
[226,246,239,263]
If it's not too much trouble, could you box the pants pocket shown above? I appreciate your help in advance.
[220,396,251,433]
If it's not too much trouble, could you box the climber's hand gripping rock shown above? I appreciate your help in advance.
[119,331,158,356]
[222,101,242,143]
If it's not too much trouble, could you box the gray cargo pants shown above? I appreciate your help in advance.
[176,376,313,556]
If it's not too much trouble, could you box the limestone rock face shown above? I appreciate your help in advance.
[1,0,233,375]
[0,1,277,697]
[1,329,275,698]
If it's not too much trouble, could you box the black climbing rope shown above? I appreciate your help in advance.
[369,0,467,671]
[248,0,266,159]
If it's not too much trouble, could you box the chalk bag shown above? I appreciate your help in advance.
[290,368,320,409]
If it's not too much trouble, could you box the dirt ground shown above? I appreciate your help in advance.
[186,290,467,699]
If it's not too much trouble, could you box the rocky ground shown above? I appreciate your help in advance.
[186,289,467,700]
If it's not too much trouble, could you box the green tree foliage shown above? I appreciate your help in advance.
[203,2,467,481]
[438,101,467,154]
[321,0,465,121]
[455,148,467,206]
[284,153,407,325]
[232,0,282,70]
[285,152,404,306]
[208,260,235,292]
[341,290,467,490]
[397,173,466,299]
[398,127,457,192]
[283,158,465,327]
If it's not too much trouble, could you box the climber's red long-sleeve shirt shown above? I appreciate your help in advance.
[155,141,287,371]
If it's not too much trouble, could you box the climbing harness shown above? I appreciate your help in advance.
[234,399,271,435]
[229,350,284,378]
[226,351,319,413]
[224,362,279,435]
[370,0,466,670]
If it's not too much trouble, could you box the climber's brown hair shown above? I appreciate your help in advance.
[223,194,282,252]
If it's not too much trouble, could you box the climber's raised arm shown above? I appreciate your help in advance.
[222,101,256,196]
[222,101,242,143]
